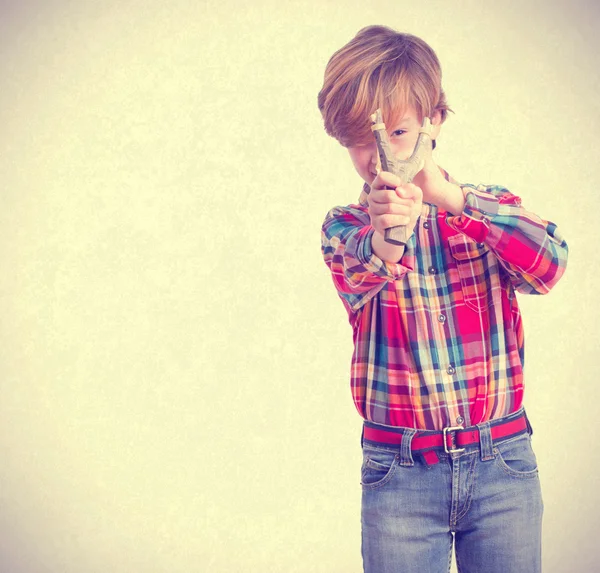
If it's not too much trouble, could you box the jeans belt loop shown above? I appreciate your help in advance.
[477,421,495,461]
[400,428,417,467]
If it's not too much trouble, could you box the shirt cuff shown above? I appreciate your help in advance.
[445,185,496,243]
[356,227,414,280]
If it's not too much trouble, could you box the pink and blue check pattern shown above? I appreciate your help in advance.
[321,172,568,430]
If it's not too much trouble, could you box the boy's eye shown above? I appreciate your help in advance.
[391,129,406,137]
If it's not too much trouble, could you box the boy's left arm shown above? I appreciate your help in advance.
[443,183,568,294]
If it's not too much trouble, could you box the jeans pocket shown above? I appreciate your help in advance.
[360,448,399,489]
[493,435,539,479]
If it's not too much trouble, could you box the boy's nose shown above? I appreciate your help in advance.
[370,153,382,175]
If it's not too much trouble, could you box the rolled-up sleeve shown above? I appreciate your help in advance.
[446,184,568,294]
[321,205,412,311]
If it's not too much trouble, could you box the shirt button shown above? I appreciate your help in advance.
[438,314,446,323]
[423,221,430,229]
[456,416,464,425]
[447,365,455,375]
[428,266,437,274]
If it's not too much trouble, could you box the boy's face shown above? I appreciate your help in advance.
[346,105,442,187]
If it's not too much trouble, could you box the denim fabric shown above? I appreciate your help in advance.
[360,410,543,572]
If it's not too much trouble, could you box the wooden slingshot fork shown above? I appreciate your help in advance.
[369,108,434,246]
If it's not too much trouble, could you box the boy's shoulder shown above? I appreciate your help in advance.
[323,201,369,225]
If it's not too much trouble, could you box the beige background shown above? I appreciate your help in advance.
[1,0,598,571]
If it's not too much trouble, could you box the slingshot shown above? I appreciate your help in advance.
[369,109,434,246]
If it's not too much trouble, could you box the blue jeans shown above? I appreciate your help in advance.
[360,409,543,572]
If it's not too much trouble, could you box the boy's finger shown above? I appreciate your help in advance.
[377,214,412,229]
[396,183,423,201]
[372,170,402,190]
[370,201,413,215]
[370,188,403,204]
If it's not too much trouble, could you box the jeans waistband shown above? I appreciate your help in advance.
[362,408,531,466]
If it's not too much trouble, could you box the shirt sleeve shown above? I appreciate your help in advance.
[321,204,413,311]
[446,184,568,294]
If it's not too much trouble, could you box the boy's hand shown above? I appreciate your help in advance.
[413,150,466,215]
[368,170,423,241]
[413,153,446,202]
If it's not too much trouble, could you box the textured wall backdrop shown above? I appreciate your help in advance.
[1,0,598,571]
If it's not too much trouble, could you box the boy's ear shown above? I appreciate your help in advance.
[430,109,443,140]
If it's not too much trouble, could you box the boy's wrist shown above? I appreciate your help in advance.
[431,181,466,215]
[371,229,407,263]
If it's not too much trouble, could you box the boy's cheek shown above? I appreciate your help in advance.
[392,139,419,161]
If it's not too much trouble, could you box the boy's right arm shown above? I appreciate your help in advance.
[321,176,421,312]
[368,173,423,261]
[321,206,409,311]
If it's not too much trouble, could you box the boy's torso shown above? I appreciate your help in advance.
[339,196,524,431]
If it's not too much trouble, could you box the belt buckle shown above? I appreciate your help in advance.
[443,425,465,454]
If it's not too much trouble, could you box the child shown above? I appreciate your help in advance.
[318,26,567,573]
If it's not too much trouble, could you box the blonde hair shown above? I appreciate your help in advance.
[318,26,451,147]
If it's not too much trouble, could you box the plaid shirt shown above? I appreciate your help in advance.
[321,171,568,430]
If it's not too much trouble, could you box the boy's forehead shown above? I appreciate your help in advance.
[393,113,417,125]
[387,105,420,123]
[364,108,419,135]
[341,105,421,147]
[371,104,420,129]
